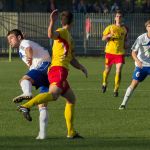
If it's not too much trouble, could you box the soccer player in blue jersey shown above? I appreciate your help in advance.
[119,20,150,109]
[7,29,51,139]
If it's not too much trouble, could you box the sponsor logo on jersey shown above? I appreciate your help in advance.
[142,41,150,46]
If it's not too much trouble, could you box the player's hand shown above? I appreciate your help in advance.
[80,66,88,78]
[107,33,113,38]
[106,33,113,41]
[27,57,32,67]
[50,9,58,22]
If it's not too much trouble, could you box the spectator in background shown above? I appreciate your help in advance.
[93,1,102,13]
[123,0,134,13]
[85,15,91,40]
[78,0,87,13]
[86,3,93,13]
[0,0,3,11]
[111,1,120,13]
[101,2,109,13]
[142,0,150,13]
[72,0,79,13]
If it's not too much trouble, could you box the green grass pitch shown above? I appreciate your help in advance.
[1,57,150,150]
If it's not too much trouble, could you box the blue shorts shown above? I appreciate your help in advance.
[132,66,150,82]
[26,61,50,89]
[39,86,49,93]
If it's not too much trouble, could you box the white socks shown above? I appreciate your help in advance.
[20,80,32,96]
[20,80,48,139]
[36,107,48,139]
[121,86,133,106]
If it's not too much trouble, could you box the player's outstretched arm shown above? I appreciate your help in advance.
[70,57,88,78]
[48,9,59,39]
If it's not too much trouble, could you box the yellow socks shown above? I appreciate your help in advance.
[114,73,121,92]
[22,93,53,108]
[64,102,76,137]
[102,70,108,86]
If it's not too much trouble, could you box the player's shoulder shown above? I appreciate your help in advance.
[19,39,30,50]
[105,24,113,29]
[122,24,129,32]
[56,27,68,36]
[20,39,31,46]
[137,33,147,41]
[56,27,65,32]
[103,25,113,33]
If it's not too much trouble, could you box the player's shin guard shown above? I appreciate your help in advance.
[22,93,53,108]
[102,70,108,86]
[65,102,75,137]
[114,73,121,92]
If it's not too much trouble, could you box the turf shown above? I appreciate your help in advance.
[1,57,150,150]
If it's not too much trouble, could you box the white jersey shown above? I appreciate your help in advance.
[19,39,51,70]
[132,33,150,67]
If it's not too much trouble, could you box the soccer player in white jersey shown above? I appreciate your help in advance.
[7,29,51,139]
[119,20,150,110]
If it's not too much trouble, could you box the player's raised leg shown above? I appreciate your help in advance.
[13,76,33,103]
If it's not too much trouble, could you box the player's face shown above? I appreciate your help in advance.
[115,13,122,24]
[7,34,21,48]
[146,24,150,33]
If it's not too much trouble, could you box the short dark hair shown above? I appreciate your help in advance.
[7,29,24,39]
[61,11,73,26]
[145,20,150,27]
[115,10,124,17]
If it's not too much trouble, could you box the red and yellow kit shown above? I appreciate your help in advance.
[105,53,125,66]
[50,27,74,69]
[48,27,74,93]
[103,24,127,55]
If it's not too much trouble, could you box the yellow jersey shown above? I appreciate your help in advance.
[103,24,127,55]
[51,27,74,69]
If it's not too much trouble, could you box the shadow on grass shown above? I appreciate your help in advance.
[1,136,150,150]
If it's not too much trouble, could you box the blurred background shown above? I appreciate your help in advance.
[0,0,150,57]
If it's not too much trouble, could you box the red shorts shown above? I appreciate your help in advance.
[48,66,70,95]
[105,53,125,66]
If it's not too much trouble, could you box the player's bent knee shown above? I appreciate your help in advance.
[38,103,48,108]
[67,99,76,104]
[20,75,34,84]
[51,93,59,101]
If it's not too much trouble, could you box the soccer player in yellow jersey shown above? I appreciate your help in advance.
[17,10,88,139]
[101,10,128,97]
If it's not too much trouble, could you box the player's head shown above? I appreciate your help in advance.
[61,11,73,26]
[114,10,123,24]
[145,20,150,32]
[7,29,24,48]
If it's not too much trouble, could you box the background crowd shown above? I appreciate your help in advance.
[0,0,150,13]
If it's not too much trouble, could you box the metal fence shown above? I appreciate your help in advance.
[0,12,150,56]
